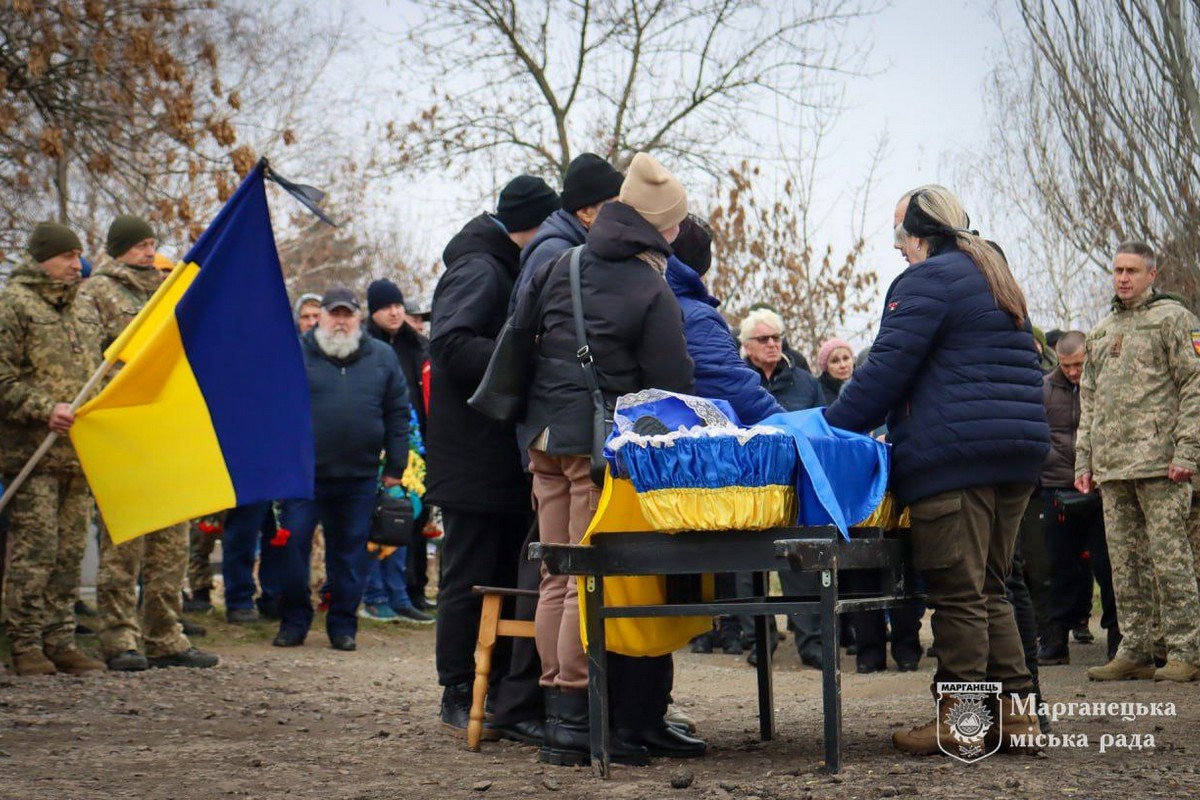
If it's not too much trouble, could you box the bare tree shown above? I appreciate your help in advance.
[982,0,1200,311]
[706,154,882,365]
[386,0,877,183]
[0,0,343,265]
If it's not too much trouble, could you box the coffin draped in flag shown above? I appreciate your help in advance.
[71,163,314,543]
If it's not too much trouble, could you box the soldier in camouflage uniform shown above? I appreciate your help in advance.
[0,222,106,676]
[1076,241,1200,683]
[75,214,217,671]
[184,513,223,612]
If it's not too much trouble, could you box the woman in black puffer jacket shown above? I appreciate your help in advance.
[514,152,702,767]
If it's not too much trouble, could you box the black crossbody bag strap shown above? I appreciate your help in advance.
[567,246,608,486]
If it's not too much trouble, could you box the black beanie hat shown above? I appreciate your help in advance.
[494,175,561,233]
[367,279,405,314]
[561,153,624,213]
[672,214,714,276]
[106,214,156,258]
[27,221,83,263]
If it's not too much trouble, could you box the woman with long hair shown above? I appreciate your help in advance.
[826,185,1050,757]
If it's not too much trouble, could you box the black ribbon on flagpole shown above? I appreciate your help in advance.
[261,158,338,227]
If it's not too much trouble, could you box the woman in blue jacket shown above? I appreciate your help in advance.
[826,185,1050,757]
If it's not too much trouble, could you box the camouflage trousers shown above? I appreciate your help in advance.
[1,470,89,655]
[187,522,220,594]
[1101,477,1200,663]
[96,520,191,658]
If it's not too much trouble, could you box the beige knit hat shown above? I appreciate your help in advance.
[618,152,688,231]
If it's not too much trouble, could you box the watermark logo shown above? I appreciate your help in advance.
[936,682,1001,763]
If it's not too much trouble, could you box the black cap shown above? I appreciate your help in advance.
[321,287,360,312]
[561,154,623,213]
[494,175,561,233]
[367,279,405,314]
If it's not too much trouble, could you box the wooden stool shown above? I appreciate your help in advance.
[466,585,538,751]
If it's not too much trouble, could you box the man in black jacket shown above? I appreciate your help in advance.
[273,287,411,652]
[426,175,560,732]
[366,279,436,618]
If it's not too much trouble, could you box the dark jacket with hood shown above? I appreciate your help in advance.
[825,242,1050,507]
[818,372,845,407]
[367,318,429,432]
[426,213,530,513]
[1041,366,1079,488]
[299,328,410,481]
[508,208,587,315]
[514,202,695,455]
[748,354,822,413]
[665,256,782,424]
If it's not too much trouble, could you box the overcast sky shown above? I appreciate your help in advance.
[321,0,1040,343]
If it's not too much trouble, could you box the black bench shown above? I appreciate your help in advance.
[530,525,920,777]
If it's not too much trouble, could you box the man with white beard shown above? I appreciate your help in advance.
[273,287,412,652]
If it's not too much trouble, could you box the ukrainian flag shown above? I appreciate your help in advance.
[71,163,314,543]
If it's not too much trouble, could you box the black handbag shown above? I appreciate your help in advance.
[368,487,416,547]
[467,317,538,422]
[1053,488,1102,519]
[566,246,611,487]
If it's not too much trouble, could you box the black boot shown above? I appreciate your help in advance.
[540,689,648,766]
[1037,625,1070,666]
[439,683,471,733]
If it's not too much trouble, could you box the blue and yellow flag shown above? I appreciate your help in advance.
[71,163,314,543]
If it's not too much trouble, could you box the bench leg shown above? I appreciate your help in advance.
[584,575,611,778]
[819,562,842,773]
[467,594,500,751]
[752,570,775,741]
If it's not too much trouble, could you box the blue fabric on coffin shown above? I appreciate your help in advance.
[760,408,890,538]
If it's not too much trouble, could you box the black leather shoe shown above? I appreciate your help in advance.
[896,661,920,672]
[689,631,714,654]
[180,618,207,637]
[272,630,305,648]
[330,636,356,652]
[106,649,149,672]
[799,651,823,670]
[619,723,706,759]
[440,683,471,732]
[486,717,544,746]
[1072,625,1095,644]
[856,662,885,674]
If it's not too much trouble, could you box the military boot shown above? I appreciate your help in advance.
[892,698,957,756]
[1087,657,1155,681]
[1154,660,1200,683]
[11,650,57,676]
[998,696,1041,754]
[45,647,106,676]
[1037,625,1070,666]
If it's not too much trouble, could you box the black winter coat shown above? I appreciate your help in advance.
[1041,367,1079,488]
[825,242,1050,506]
[299,329,410,481]
[367,319,429,432]
[749,355,822,412]
[426,214,530,513]
[515,202,695,455]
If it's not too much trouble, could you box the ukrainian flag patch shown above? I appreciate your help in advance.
[1191,329,1200,357]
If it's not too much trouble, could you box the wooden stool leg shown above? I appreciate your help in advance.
[467,594,501,751]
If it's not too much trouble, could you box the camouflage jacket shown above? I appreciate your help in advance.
[0,256,103,473]
[1076,291,1200,482]
[74,255,164,353]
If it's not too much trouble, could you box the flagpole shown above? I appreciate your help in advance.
[0,259,191,515]
[0,359,116,515]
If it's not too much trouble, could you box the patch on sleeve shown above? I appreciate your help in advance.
[1191,329,1200,357]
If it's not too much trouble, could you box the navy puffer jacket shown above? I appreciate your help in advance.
[665,256,782,424]
[825,243,1050,506]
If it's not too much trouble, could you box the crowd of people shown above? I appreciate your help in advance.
[2,150,1199,765]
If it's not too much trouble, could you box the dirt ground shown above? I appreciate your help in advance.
[2,614,1200,800]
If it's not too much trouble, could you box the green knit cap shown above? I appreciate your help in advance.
[27,221,83,263]
[106,214,156,258]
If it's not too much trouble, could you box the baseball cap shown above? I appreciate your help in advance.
[321,287,360,312]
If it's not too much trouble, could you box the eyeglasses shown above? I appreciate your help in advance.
[750,334,782,344]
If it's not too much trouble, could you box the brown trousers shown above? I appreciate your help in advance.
[910,483,1035,695]
[529,450,600,690]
